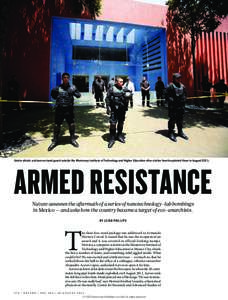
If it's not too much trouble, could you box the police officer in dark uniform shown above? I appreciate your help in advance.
[155,76,165,107]
[165,73,188,142]
[214,79,227,108]
[92,75,106,107]
[48,72,81,151]
[140,76,151,107]
[105,77,132,148]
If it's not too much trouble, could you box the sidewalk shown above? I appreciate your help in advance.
[13,104,228,158]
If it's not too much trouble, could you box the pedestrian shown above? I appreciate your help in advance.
[165,73,188,142]
[105,77,132,148]
[214,79,227,108]
[155,76,165,107]
[48,72,81,151]
[108,77,115,89]
[92,75,106,108]
[123,76,135,108]
[140,76,151,107]
[201,76,212,108]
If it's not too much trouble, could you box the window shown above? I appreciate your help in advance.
[72,75,89,92]
[72,46,129,62]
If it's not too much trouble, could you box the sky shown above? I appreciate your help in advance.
[136,0,167,5]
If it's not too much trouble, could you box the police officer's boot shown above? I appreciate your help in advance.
[48,125,60,151]
[177,123,188,140]
[178,131,189,140]
[117,123,125,143]
[142,100,145,107]
[168,130,177,142]
[147,100,151,107]
[108,125,116,148]
[69,123,79,147]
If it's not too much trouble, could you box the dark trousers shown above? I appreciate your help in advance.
[168,116,183,133]
[156,92,164,106]
[109,107,126,138]
[55,106,75,125]
[129,95,133,107]
[95,92,104,106]
[141,90,150,100]
[141,90,150,106]
[168,106,185,134]
[218,96,225,108]
[53,106,76,142]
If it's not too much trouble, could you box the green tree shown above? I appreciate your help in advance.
[166,0,228,92]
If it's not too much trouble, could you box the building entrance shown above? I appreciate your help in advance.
[50,17,168,105]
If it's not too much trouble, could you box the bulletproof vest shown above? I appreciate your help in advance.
[169,83,186,106]
[110,85,126,107]
[56,84,74,107]
[172,83,184,97]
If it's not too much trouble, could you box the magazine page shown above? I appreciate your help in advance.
[1,157,227,299]
[1,1,228,299]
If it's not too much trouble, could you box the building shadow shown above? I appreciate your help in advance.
[52,135,80,147]
[143,104,228,129]
[101,133,110,142]
[184,105,228,128]
[101,132,126,144]
[154,129,170,139]
[143,106,168,120]
[29,106,108,138]
[2,103,227,150]
[75,107,108,137]
[2,106,109,146]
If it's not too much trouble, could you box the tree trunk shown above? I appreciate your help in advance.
[0,0,9,146]
[0,101,2,146]
[0,49,3,146]
[191,35,197,97]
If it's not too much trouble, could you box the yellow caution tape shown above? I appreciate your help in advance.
[0,99,89,104]
[0,92,226,104]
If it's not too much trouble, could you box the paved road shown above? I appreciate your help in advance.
[13,103,228,158]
